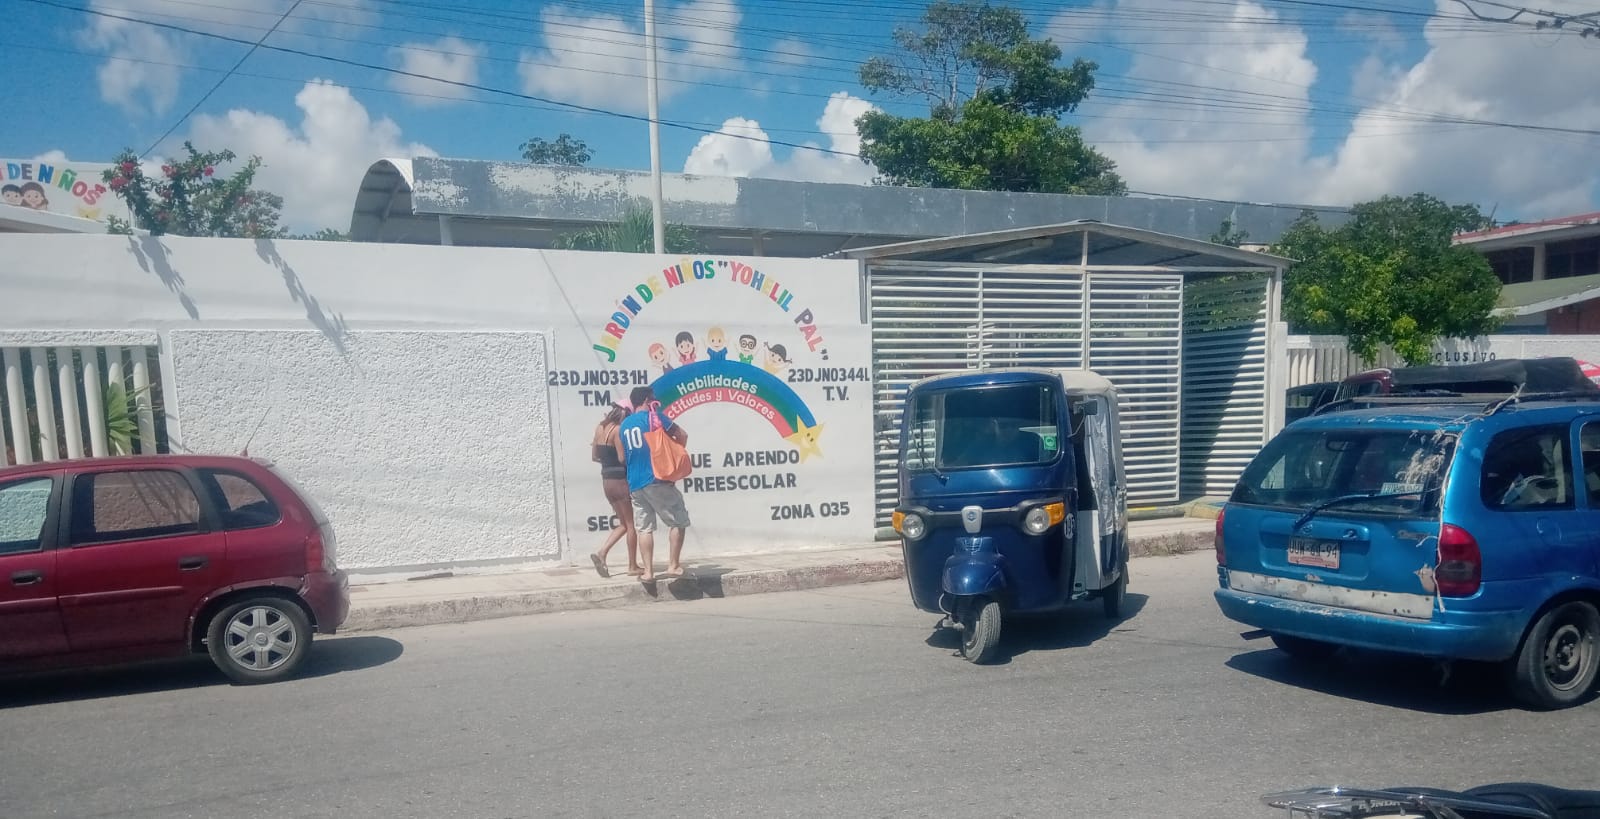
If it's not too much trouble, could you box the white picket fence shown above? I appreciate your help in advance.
[0,335,167,466]
[1284,335,1398,388]
[1284,333,1600,389]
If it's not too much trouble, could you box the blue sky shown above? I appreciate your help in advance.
[5,0,1597,232]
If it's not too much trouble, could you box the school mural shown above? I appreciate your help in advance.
[0,159,131,224]
[546,253,874,562]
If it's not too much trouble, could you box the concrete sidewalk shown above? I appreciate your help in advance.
[342,517,1216,632]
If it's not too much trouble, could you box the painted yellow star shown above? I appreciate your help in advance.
[785,418,825,462]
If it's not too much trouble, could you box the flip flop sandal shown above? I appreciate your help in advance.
[589,553,610,578]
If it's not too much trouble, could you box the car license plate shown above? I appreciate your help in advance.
[1287,536,1340,570]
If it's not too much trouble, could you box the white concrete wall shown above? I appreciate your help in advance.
[0,235,874,572]
[1284,334,1600,387]
[170,329,557,569]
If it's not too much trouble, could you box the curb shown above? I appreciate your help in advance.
[342,529,1215,633]
[343,555,906,633]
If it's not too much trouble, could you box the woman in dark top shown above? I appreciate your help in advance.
[590,401,641,577]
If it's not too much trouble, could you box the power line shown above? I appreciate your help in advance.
[1450,0,1600,35]
[22,0,874,159]
[20,0,1595,210]
[5,37,1494,148]
[66,0,1594,139]
[139,0,305,158]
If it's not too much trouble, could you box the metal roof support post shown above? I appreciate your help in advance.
[438,215,454,247]
[1264,264,1288,439]
[1080,230,1092,367]
[857,260,871,325]
[644,0,666,254]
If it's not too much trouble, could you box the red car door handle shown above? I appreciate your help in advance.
[11,570,43,586]
[178,556,208,571]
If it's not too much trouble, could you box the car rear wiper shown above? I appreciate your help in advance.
[1292,490,1420,531]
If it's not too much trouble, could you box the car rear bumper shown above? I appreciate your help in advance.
[302,570,350,634]
[1214,587,1524,662]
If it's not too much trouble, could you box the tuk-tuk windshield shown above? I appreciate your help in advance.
[904,382,1061,471]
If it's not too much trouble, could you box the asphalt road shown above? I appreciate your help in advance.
[4,552,1599,819]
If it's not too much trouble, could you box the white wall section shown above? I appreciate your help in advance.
[170,329,558,570]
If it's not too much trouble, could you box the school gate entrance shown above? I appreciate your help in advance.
[834,222,1291,528]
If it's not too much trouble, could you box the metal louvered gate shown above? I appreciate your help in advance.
[868,262,1182,527]
[1181,275,1271,496]
[1085,272,1184,502]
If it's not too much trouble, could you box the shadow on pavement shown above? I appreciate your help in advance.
[924,593,1150,665]
[1224,645,1515,715]
[0,635,404,708]
[663,563,733,601]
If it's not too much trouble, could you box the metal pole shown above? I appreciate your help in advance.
[644,0,666,254]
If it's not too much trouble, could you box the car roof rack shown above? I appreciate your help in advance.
[1311,390,1600,418]
[1310,393,1509,417]
[1263,786,1553,819]
[1483,390,1600,415]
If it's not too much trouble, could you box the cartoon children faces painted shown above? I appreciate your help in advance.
[18,182,48,210]
[706,327,729,361]
[675,331,697,365]
[762,343,792,375]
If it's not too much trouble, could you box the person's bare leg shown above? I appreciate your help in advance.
[622,508,641,575]
[666,526,686,575]
[599,497,640,572]
[595,520,625,562]
[638,530,656,582]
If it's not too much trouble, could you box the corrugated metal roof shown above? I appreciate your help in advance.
[1496,272,1600,316]
[830,220,1292,269]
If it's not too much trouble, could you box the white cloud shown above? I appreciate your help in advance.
[31,150,70,164]
[1065,0,1600,217]
[183,80,436,232]
[682,92,878,184]
[682,117,772,177]
[1313,1,1600,216]
[79,0,374,117]
[389,36,482,105]
[518,0,743,114]
[1070,0,1324,203]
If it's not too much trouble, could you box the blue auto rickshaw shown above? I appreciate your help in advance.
[892,368,1129,663]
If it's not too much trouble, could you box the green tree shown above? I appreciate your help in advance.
[1273,194,1502,365]
[1209,218,1249,248]
[854,1,1124,195]
[102,142,285,237]
[521,133,592,166]
[290,228,349,241]
[554,205,700,254]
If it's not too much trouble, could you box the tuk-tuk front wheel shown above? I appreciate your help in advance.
[958,598,1002,664]
[1102,556,1128,620]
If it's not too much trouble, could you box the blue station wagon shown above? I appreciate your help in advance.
[1214,395,1600,709]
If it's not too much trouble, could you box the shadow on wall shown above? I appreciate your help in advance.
[118,236,352,358]
[255,238,351,355]
[125,236,198,319]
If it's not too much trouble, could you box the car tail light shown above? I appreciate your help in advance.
[306,523,338,572]
[1214,506,1226,565]
[1436,523,1481,597]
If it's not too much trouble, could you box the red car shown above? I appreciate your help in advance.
[0,455,348,684]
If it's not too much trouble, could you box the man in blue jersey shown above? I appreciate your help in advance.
[615,386,691,583]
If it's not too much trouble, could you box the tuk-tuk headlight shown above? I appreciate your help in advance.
[894,511,927,540]
[1023,502,1066,535]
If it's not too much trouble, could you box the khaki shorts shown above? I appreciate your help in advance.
[632,482,691,533]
